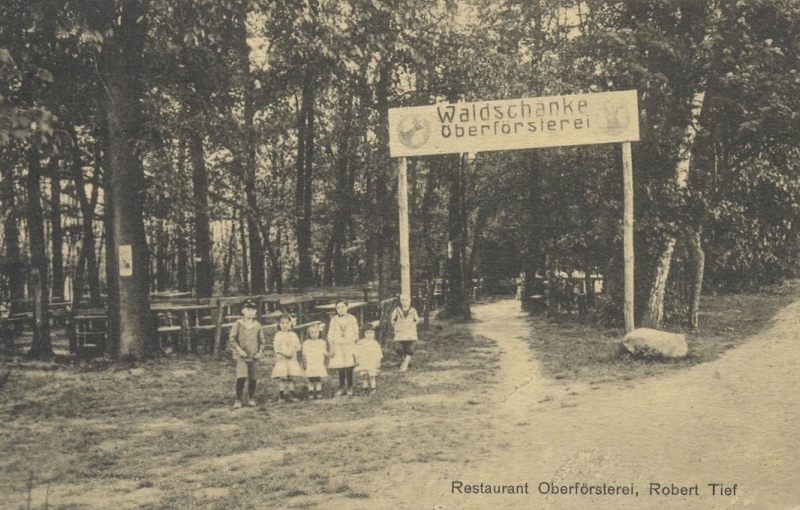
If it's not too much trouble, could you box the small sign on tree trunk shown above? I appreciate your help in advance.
[119,245,133,277]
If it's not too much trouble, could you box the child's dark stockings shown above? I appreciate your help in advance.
[235,378,246,400]
[337,368,354,388]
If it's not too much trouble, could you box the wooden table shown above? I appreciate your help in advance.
[49,301,71,325]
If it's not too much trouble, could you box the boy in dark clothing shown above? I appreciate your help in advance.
[229,299,265,408]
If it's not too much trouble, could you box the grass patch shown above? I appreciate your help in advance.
[523,280,800,383]
[0,316,497,509]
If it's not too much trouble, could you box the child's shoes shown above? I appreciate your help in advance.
[246,400,257,407]
[233,400,243,409]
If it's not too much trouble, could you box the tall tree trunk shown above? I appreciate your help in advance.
[69,220,89,316]
[176,220,190,293]
[102,0,155,358]
[642,237,676,328]
[189,128,214,297]
[244,162,265,295]
[322,237,335,287]
[443,154,471,319]
[1,162,25,315]
[688,229,705,330]
[293,0,322,290]
[255,216,280,290]
[642,92,705,328]
[364,170,376,284]
[222,213,237,295]
[234,6,265,295]
[418,154,439,274]
[325,98,354,286]
[68,124,101,308]
[522,152,543,311]
[86,129,103,304]
[296,74,316,289]
[49,160,65,301]
[268,229,283,293]
[25,149,52,359]
[467,207,487,298]
[337,107,355,286]
[155,222,168,292]
[239,213,249,291]
[374,55,394,299]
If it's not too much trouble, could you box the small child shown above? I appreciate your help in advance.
[390,295,419,372]
[354,326,383,395]
[271,314,304,402]
[229,299,265,409]
[302,323,328,399]
[327,299,359,396]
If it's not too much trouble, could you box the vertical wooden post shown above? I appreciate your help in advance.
[32,269,44,348]
[397,157,411,298]
[622,142,635,333]
[213,298,223,354]
[180,311,190,352]
[256,295,264,322]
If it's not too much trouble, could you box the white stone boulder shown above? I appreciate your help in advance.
[621,328,688,359]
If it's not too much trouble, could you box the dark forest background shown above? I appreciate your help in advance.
[3,0,800,358]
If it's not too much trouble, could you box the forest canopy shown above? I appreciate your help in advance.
[3,0,800,358]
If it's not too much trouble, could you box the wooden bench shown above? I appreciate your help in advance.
[70,310,107,355]
[0,313,32,351]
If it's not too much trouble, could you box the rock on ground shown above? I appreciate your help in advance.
[621,327,688,358]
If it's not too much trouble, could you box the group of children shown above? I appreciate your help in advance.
[229,296,420,408]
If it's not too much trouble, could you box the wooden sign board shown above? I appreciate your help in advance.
[388,90,639,157]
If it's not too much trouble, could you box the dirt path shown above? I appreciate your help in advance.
[332,299,800,509]
[454,299,800,510]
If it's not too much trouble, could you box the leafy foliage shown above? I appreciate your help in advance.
[1,0,800,342]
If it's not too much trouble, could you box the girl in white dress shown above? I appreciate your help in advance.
[326,300,359,396]
[302,323,328,399]
[354,327,383,395]
[271,314,304,402]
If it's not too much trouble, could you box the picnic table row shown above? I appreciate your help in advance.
[1,284,375,317]
[0,301,72,341]
[69,293,381,356]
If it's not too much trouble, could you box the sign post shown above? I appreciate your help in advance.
[397,157,411,299]
[388,90,639,327]
[622,142,634,332]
